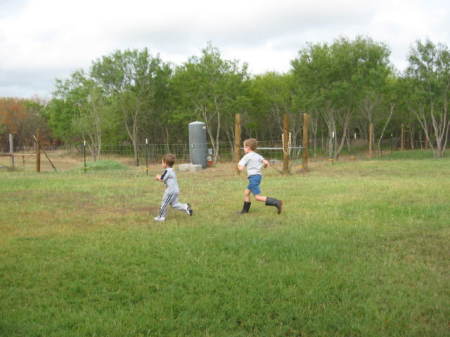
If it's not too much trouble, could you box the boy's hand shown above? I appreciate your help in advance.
[155,174,161,181]
[263,159,270,168]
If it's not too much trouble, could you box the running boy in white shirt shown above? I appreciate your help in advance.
[237,138,283,214]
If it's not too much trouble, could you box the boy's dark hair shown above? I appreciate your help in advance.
[163,154,176,167]
[244,138,257,151]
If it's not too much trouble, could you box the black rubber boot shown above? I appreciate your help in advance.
[265,197,283,214]
[240,201,251,214]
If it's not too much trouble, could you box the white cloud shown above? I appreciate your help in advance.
[0,0,449,97]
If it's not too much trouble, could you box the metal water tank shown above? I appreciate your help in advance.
[188,121,207,168]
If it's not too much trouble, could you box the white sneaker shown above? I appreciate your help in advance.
[186,203,193,216]
[153,216,165,222]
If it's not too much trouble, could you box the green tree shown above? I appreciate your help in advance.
[247,72,295,142]
[292,42,339,158]
[91,48,168,164]
[356,38,392,151]
[43,98,78,144]
[292,37,393,159]
[375,75,406,153]
[406,40,450,157]
[53,70,112,160]
[142,62,174,145]
[171,44,249,161]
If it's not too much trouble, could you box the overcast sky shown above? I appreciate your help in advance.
[1,0,449,99]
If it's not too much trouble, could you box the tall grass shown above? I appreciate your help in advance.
[1,158,449,337]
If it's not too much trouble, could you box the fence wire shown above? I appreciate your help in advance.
[1,137,447,173]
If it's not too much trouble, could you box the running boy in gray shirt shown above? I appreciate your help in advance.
[154,154,193,222]
[237,138,283,214]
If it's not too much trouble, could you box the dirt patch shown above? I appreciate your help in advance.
[2,190,98,209]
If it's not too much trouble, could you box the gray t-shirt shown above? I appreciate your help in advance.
[238,152,265,176]
[160,167,179,192]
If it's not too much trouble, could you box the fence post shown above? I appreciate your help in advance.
[36,129,41,172]
[234,113,241,174]
[83,140,87,173]
[145,138,149,176]
[302,113,310,171]
[9,133,14,169]
[283,113,290,174]
[368,122,374,158]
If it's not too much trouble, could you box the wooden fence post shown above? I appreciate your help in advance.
[9,133,15,169]
[368,122,374,158]
[83,140,87,173]
[36,129,41,172]
[234,113,241,174]
[283,113,290,174]
[145,138,149,176]
[302,113,310,171]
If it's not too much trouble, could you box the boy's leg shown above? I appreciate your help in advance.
[157,191,176,219]
[244,189,251,202]
[240,189,251,214]
[171,194,193,216]
[254,195,267,202]
[240,175,261,214]
[255,194,283,214]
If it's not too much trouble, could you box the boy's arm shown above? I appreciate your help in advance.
[238,156,245,171]
[263,159,270,168]
[237,154,248,171]
[155,169,167,181]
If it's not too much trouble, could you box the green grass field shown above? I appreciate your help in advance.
[1,155,449,337]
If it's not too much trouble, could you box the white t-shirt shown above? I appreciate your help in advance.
[238,152,265,176]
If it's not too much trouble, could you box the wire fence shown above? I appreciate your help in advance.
[1,137,447,173]
[5,137,445,156]
[54,140,304,163]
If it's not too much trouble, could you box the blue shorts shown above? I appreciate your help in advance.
[247,174,262,195]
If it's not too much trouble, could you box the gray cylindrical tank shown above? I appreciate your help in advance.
[189,121,207,168]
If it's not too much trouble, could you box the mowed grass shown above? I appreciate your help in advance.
[0,157,449,337]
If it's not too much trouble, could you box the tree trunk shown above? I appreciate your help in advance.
[215,108,221,162]
[133,116,139,166]
[200,104,219,164]
[334,111,351,160]
[368,123,374,158]
[415,104,449,158]
[377,104,394,155]
[165,127,170,153]
[430,105,448,157]
[311,115,318,157]
[346,133,351,153]
[409,124,415,150]
[94,105,102,160]
[322,108,337,159]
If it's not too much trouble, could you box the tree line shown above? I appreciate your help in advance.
[1,37,449,160]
